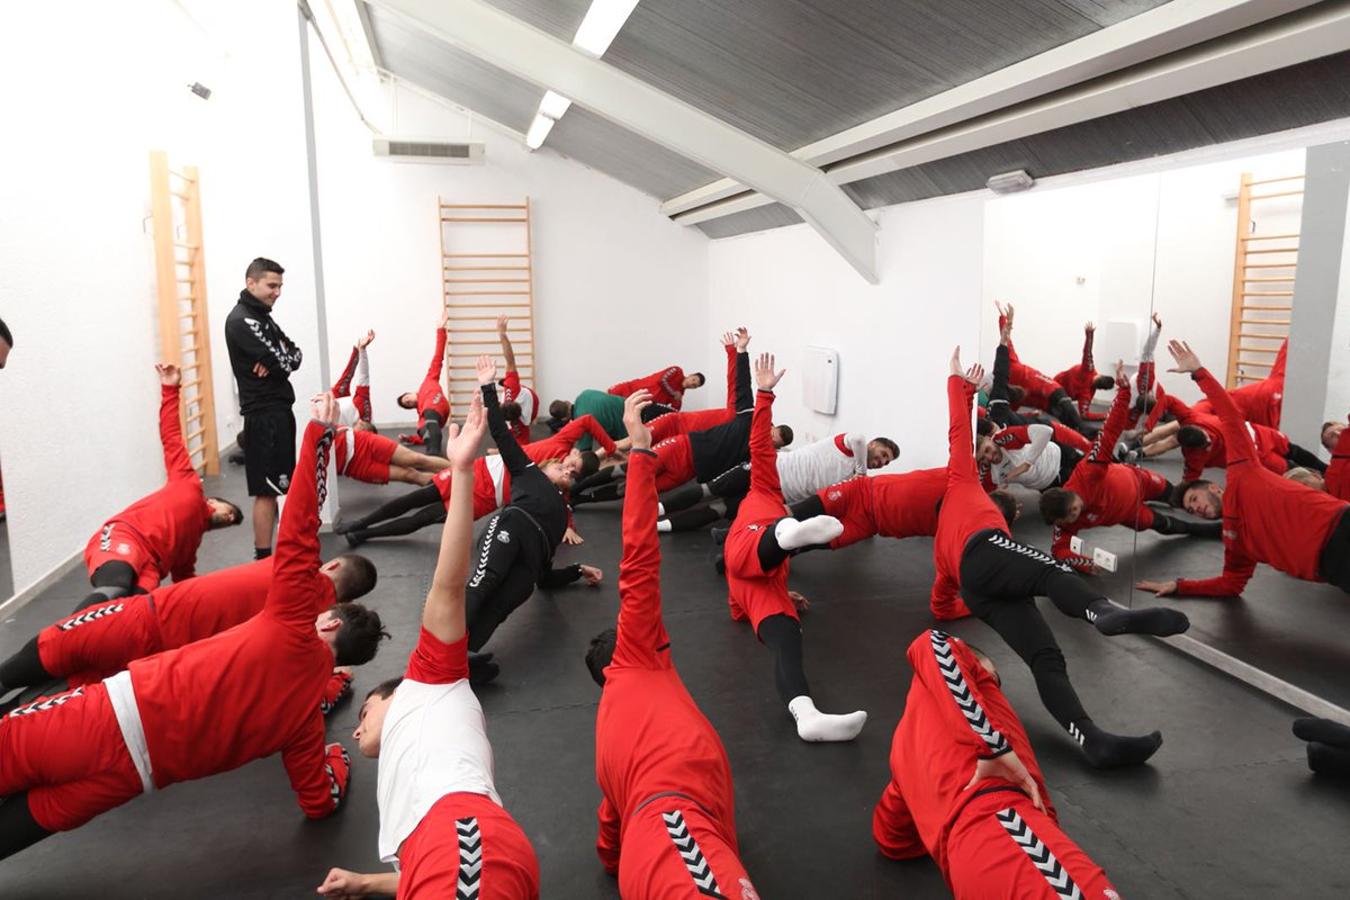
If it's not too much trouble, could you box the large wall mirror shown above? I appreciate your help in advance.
[981,137,1350,715]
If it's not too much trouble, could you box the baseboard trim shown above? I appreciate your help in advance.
[0,551,83,620]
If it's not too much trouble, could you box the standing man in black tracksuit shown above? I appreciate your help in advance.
[225,257,303,560]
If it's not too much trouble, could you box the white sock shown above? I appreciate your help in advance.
[656,520,672,533]
[701,483,713,499]
[774,515,844,551]
[657,502,665,516]
[788,695,868,743]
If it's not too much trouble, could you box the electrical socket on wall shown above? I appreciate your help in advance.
[1069,536,1084,555]
[1093,547,1117,573]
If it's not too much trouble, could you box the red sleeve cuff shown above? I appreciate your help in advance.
[405,627,470,683]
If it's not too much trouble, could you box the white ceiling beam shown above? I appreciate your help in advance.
[673,2,1350,227]
[370,0,879,281]
[663,0,1328,223]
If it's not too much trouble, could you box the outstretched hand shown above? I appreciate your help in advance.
[949,346,965,377]
[475,354,497,386]
[447,394,486,470]
[310,391,339,427]
[721,330,735,347]
[623,390,654,450]
[440,311,451,331]
[1114,359,1128,388]
[356,330,375,349]
[1166,339,1202,374]
[966,751,1044,813]
[735,327,751,352]
[1085,321,1095,334]
[1152,311,1163,330]
[579,564,604,585]
[754,353,785,390]
[156,363,182,387]
[1136,579,1178,597]
[496,315,510,335]
[964,363,985,388]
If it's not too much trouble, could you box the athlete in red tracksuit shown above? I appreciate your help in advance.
[496,314,539,445]
[339,415,611,546]
[609,365,701,411]
[399,322,452,454]
[789,468,946,550]
[1042,373,1218,572]
[996,306,1092,434]
[0,400,386,861]
[83,369,241,597]
[1192,337,1286,428]
[584,396,758,899]
[0,555,373,713]
[1173,409,1320,482]
[644,341,741,443]
[931,351,1185,767]
[721,354,865,743]
[1054,322,1114,422]
[334,427,451,487]
[1137,341,1350,599]
[1327,422,1350,501]
[873,630,1119,899]
[332,333,374,427]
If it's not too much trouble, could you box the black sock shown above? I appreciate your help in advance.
[664,505,722,533]
[789,495,826,520]
[468,653,500,687]
[758,614,811,703]
[1072,718,1163,769]
[0,794,53,862]
[1307,742,1350,778]
[659,481,706,514]
[574,482,623,505]
[1294,717,1350,748]
[254,546,272,561]
[1151,510,1220,539]
[0,637,48,693]
[756,521,790,572]
[1087,599,1189,637]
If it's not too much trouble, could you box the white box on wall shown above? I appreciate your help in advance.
[804,346,839,415]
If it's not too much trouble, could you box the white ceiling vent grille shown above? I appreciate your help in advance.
[373,138,484,165]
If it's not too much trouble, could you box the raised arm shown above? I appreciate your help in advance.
[155,364,195,480]
[546,414,617,457]
[266,394,337,628]
[1081,322,1096,372]
[1021,424,1053,465]
[427,318,448,381]
[281,710,349,818]
[422,396,487,644]
[331,345,359,398]
[496,315,518,373]
[988,316,1015,426]
[720,331,738,411]
[732,336,753,413]
[476,355,531,475]
[749,353,785,498]
[1168,340,1256,463]
[610,391,671,670]
[1086,364,1133,466]
[352,341,372,422]
[946,348,985,482]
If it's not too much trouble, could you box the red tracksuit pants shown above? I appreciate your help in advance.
[37,596,161,687]
[0,682,143,831]
[653,436,698,493]
[724,491,795,633]
[397,791,539,900]
[83,525,159,593]
[618,802,758,900]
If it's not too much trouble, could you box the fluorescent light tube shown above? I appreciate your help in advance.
[539,90,572,120]
[573,0,640,57]
[525,113,555,150]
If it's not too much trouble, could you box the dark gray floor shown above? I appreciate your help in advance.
[2,446,1349,898]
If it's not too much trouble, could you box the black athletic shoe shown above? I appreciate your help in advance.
[710,526,729,547]
[227,451,246,466]
[468,654,500,687]
[344,531,366,549]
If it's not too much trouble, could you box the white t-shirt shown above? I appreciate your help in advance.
[377,631,501,865]
[990,424,1062,491]
[337,397,361,429]
[777,433,872,505]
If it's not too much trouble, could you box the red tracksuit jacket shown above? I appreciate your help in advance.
[1175,367,1347,596]
[1053,328,1104,420]
[594,451,741,873]
[648,345,740,442]
[97,384,212,582]
[332,344,373,422]
[870,468,946,538]
[417,329,451,429]
[126,421,345,816]
[609,365,687,410]
[932,377,1009,619]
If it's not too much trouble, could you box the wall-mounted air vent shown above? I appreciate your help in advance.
[373,137,484,165]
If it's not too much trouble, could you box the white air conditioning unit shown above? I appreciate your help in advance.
[804,346,839,415]
[372,137,484,164]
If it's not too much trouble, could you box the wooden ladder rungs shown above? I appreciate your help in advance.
[444,266,530,271]
[1241,232,1299,241]
[1236,331,1288,339]
[1250,189,1304,200]
[445,291,530,296]
[439,203,528,209]
[444,279,530,284]
[1242,276,1296,282]
[443,253,528,258]
[444,303,531,308]
[1243,247,1299,255]
[1238,318,1290,326]
[1243,263,1299,269]
[1240,305,1291,312]
[1248,174,1304,186]
[440,217,529,223]
[1242,291,1293,297]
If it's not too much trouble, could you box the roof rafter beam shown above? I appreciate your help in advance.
[370,0,878,281]
[663,0,1334,225]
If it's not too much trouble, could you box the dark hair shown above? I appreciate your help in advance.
[990,490,1019,526]
[577,450,601,480]
[1133,392,1157,415]
[1092,375,1115,390]
[208,497,244,527]
[688,372,706,388]
[365,677,403,702]
[501,400,522,423]
[1323,421,1339,437]
[1038,488,1075,524]
[775,424,795,447]
[1007,385,1026,406]
[870,436,900,459]
[0,317,11,348]
[585,628,617,687]
[396,392,416,409]
[1175,478,1213,507]
[333,554,377,601]
[1176,425,1209,449]
[548,399,571,421]
[332,603,389,666]
[245,257,284,281]
[976,417,995,437]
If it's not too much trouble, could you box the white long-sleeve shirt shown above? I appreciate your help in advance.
[989,424,1062,490]
[777,432,873,505]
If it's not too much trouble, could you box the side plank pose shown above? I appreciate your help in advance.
[496,315,540,446]
[332,330,376,429]
[1137,341,1350,599]
[321,395,540,900]
[608,364,705,411]
[0,393,388,861]
[721,353,866,743]
[83,364,241,601]
[994,303,1095,435]
[583,393,759,898]
[398,316,452,456]
[873,630,1119,898]
[1053,321,1116,421]
[933,348,1188,768]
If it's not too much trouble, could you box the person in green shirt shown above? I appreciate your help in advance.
[549,389,629,451]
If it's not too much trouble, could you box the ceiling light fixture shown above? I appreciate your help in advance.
[986,169,1035,194]
[524,0,639,151]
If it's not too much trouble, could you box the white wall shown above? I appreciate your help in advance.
[0,0,325,594]
[707,194,985,471]
[309,72,710,424]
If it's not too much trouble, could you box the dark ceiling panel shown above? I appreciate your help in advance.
[547,106,721,199]
[600,0,1172,150]
[479,0,592,40]
[696,204,804,239]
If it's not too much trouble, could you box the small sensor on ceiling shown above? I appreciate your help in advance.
[188,82,212,100]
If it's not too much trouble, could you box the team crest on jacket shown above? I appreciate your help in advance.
[116,543,131,556]
[828,490,842,501]
[497,529,511,544]
[279,473,290,489]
